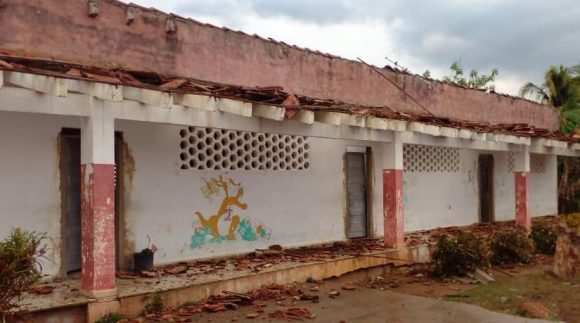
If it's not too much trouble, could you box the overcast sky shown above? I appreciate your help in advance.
[123,0,580,95]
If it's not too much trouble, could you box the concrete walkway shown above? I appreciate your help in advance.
[201,286,553,323]
[308,289,551,323]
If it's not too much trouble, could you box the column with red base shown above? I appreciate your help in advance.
[384,132,404,248]
[514,149,531,230]
[80,99,116,298]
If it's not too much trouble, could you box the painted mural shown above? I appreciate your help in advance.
[191,175,271,249]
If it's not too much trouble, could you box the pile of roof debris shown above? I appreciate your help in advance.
[1,52,578,144]
[115,239,385,280]
[136,284,318,322]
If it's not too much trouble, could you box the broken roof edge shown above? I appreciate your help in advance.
[0,53,577,145]
[98,0,554,111]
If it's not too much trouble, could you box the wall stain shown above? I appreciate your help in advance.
[120,141,136,269]
[122,142,136,186]
[56,134,65,276]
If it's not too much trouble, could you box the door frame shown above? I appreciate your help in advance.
[58,128,125,277]
[58,128,81,275]
[478,154,495,223]
[345,146,372,239]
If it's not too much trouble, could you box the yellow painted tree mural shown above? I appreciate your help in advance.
[191,175,270,249]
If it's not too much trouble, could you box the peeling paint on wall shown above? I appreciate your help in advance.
[191,175,271,249]
[402,174,417,206]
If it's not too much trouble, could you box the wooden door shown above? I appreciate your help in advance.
[478,154,494,223]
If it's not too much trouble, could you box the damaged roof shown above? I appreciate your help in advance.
[0,52,578,144]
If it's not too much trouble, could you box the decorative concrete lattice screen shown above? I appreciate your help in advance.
[531,154,546,173]
[507,152,515,173]
[179,127,310,170]
[507,152,546,173]
[403,144,460,173]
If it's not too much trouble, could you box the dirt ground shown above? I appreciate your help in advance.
[369,256,580,322]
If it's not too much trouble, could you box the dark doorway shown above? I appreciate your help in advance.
[60,129,123,275]
[478,154,494,223]
[60,129,82,274]
[346,151,369,238]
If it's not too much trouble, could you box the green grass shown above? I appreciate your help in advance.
[447,268,580,321]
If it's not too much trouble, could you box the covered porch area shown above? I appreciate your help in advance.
[0,65,578,310]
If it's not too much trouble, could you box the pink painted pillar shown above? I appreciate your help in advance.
[80,100,117,298]
[384,133,404,248]
[515,172,531,229]
[384,169,404,248]
[514,150,531,230]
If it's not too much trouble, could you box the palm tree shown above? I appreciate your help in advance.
[520,64,580,213]
[520,65,580,134]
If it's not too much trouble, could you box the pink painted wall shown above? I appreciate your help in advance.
[0,0,559,130]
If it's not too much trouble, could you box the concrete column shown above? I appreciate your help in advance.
[384,132,404,248]
[514,148,531,230]
[80,98,116,298]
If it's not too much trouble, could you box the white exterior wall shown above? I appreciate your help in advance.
[404,149,558,232]
[404,148,480,231]
[0,112,80,276]
[530,154,558,216]
[492,151,516,221]
[116,120,387,266]
[0,109,560,276]
[493,152,558,219]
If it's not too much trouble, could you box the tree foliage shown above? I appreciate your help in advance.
[519,65,580,133]
[443,61,499,92]
[520,64,580,213]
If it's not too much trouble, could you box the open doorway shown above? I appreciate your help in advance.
[346,147,370,238]
[478,154,494,223]
[59,128,124,276]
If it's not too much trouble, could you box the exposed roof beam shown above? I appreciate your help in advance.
[175,93,217,111]
[340,114,366,127]
[314,111,341,126]
[216,97,252,117]
[0,86,88,116]
[289,110,314,124]
[366,116,389,130]
[252,104,285,121]
[6,71,68,97]
[123,86,172,107]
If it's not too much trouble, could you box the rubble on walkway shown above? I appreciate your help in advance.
[268,307,316,320]
[116,239,386,281]
[27,285,54,295]
[133,283,320,322]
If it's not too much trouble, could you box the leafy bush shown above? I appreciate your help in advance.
[530,221,558,255]
[489,228,534,265]
[0,228,46,320]
[96,313,125,323]
[431,231,489,277]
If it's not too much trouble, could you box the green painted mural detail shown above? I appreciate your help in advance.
[191,176,271,249]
